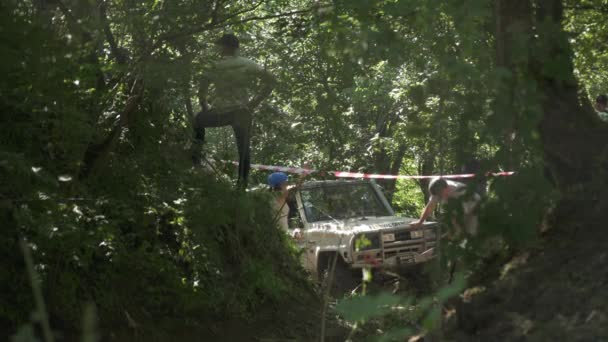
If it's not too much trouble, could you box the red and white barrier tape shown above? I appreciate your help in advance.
[227,161,316,175]
[331,171,514,180]
[223,160,514,179]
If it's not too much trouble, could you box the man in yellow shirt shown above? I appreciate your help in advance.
[193,33,276,188]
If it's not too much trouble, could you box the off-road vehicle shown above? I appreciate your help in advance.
[287,180,440,292]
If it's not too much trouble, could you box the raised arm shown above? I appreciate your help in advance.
[197,75,210,115]
[410,198,438,229]
[248,68,276,110]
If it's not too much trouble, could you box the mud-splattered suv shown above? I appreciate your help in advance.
[287,180,439,290]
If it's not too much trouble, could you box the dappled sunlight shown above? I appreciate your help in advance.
[2,0,608,341]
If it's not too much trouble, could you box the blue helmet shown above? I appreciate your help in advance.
[268,172,288,188]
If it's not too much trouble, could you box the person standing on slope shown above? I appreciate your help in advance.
[193,33,276,188]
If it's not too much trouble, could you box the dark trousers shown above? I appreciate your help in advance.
[193,108,252,187]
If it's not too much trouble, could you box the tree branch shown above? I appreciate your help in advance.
[150,1,266,51]
[79,78,144,180]
[210,0,222,25]
[185,87,194,119]
[56,0,94,42]
[148,4,324,54]
[55,0,108,90]
[98,0,128,64]
[225,6,318,27]
[563,4,608,14]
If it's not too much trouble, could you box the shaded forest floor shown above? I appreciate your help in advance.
[7,203,608,342]
[444,222,608,341]
[218,226,608,341]
[103,222,608,342]
[105,286,349,342]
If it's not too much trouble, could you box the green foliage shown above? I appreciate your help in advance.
[355,234,372,252]
[336,274,466,338]
[336,292,404,322]
[1,0,604,339]
[11,324,38,342]
[391,162,426,217]
[482,167,556,247]
[564,0,608,100]
[0,1,309,334]
[375,328,413,342]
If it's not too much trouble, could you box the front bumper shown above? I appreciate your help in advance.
[350,226,439,268]
[350,247,437,269]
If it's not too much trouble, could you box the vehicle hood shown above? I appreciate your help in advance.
[308,216,418,234]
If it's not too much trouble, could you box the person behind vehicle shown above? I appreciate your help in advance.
[595,94,608,122]
[410,177,481,237]
[192,33,276,188]
[268,172,290,232]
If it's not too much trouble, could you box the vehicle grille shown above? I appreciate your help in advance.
[382,227,437,264]
[394,230,411,241]
[385,246,419,259]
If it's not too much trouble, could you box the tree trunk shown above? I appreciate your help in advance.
[496,0,608,224]
[78,79,144,180]
[533,0,608,191]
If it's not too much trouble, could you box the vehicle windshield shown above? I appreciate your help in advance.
[300,183,391,222]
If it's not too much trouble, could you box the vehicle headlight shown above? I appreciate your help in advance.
[354,233,381,251]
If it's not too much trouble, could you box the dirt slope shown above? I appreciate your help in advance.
[446,224,608,341]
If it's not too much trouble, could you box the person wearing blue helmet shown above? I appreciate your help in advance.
[268,171,289,189]
[268,172,290,232]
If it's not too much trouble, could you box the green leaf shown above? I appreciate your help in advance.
[375,327,413,342]
[437,273,466,302]
[336,292,405,322]
[422,306,441,331]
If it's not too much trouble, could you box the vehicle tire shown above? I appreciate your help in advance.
[318,253,360,298]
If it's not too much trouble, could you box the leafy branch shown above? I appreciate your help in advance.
[148,3,328,54]
[563,4,608,14]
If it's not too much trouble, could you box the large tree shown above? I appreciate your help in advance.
[496,0,608,219]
